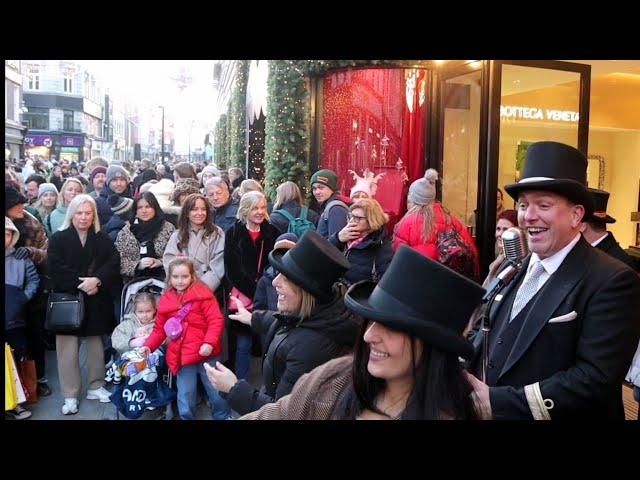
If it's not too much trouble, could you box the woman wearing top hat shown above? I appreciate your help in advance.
[236,245,484,420]
[205,230,360,416]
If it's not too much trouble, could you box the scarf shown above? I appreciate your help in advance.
[130,209,166,245]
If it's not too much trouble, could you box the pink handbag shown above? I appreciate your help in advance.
[228,238,264,312]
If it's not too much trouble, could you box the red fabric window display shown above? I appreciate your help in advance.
[320,68,428,233]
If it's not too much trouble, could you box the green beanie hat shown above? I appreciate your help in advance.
[310,169,338,192]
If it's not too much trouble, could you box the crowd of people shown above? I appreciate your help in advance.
[5,142,640,420]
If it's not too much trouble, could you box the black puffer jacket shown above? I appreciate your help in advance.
[329,227,394,285]
[225,288,360,415]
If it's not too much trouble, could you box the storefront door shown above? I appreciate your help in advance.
[437,60,591,275]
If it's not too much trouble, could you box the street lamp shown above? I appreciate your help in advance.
[188,119,195,163]
[159,105,165,163]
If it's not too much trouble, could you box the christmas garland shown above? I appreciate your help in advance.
[263,60,310,200]
[228,60,250,169]
[213,113,228,169]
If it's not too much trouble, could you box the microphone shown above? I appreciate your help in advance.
[481,228,529,303]
[502,227,529,267]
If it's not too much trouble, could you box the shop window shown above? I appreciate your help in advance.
[320,68,428,227]
[497,65,580,210]
[25,107,49,130]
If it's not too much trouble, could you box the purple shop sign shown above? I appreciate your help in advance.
[61,135,83,147]
[25,135,53,148]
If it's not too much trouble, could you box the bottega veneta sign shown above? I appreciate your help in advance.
[500,105,579,122]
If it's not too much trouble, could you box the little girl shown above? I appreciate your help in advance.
[141,258,230,420]
[111,292,157,356]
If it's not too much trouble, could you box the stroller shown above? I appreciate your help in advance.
[107,276,177,420]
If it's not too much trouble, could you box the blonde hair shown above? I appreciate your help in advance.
[237,191,270,224]
[58,177,85,207]
[281,276,317,320]
[401,202,452,242]
[133,292,157,313]
[60,194,100,232]
[165,257,198,292]
[273,181,304,210]
[232,178,263,202]
[350,198,387,232]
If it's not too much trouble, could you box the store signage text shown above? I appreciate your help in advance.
[500,105,579,122]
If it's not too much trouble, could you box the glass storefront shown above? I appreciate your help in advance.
[319,68,429,228]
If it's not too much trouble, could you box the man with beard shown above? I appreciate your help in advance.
[95,165,132,226]
[5,186,52,397]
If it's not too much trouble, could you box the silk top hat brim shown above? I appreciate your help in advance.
[344,281,475,360]
[269,235,350,304]
[504,178,594,219]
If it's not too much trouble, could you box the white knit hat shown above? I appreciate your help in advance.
[350,178,372,198]
[148,178,175,212]
[408,169,438,206]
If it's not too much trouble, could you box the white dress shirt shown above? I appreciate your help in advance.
[590,232,608,248]
[523,233,582,295]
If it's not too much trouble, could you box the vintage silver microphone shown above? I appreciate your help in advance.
[482,227,529,382]
[502,227,529,267]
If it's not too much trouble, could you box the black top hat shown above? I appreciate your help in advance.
[268,230,351,304]
[344,245,485,359]
[588,188,616,223]
[504,141,594,219]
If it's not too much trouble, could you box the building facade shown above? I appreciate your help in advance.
[5,60,27,160]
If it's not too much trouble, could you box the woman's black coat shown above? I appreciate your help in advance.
[329,227,394,285]
[225,291,359,415]
[224,219,279,333]
[47,226,121,337]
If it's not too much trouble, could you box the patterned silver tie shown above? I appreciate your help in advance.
[510,261,546,322]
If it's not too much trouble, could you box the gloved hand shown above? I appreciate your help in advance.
[14,247,30,260]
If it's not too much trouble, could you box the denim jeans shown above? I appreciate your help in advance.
[235,333,252,381]
[176,358,231,420]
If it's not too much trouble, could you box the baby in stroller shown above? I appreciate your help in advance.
[111,292,157,357]
[106,278,175,419]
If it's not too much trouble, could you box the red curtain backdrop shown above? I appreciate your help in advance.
[321,68,427,229]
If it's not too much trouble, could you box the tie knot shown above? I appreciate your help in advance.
[530,261,545,277]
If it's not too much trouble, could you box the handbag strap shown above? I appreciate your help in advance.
[256,238,265,281]
[175,302,193,322]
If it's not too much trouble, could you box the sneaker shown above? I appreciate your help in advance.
[37,382,52,397]
[61,398,79,415]
[86,387,112,403]
[6,405,32,420]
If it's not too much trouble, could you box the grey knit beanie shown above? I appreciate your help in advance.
[38,182,59,199]
[106,165,130,187]
[408,169,438,206]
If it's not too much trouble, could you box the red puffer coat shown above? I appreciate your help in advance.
[145,281,224,375]
[393,202,479,279]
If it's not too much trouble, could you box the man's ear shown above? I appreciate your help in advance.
[571,204,586,228]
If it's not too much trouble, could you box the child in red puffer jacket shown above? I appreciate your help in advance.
[141,258,231,420]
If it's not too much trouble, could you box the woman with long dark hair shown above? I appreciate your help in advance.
[114,191,176,284]
[162,193,225,293]
[238,245,484,420]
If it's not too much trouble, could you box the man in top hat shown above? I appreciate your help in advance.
[466,141,640,420]
[580,188,638,272]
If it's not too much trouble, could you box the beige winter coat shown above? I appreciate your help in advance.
[163,226,225,292]
[111,313,155,355]
[239,355,353,420]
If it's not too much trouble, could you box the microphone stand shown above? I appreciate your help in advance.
[480,261,518,384]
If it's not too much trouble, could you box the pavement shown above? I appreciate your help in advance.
[20,345,263,421]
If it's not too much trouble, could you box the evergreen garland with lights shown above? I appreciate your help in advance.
[213,114,228,169]
[263,60,310,201]
[228,60,250,169]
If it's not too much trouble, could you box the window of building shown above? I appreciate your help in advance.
[64,110,74,131]
[64,75,73,93]
[24,107,49,130]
